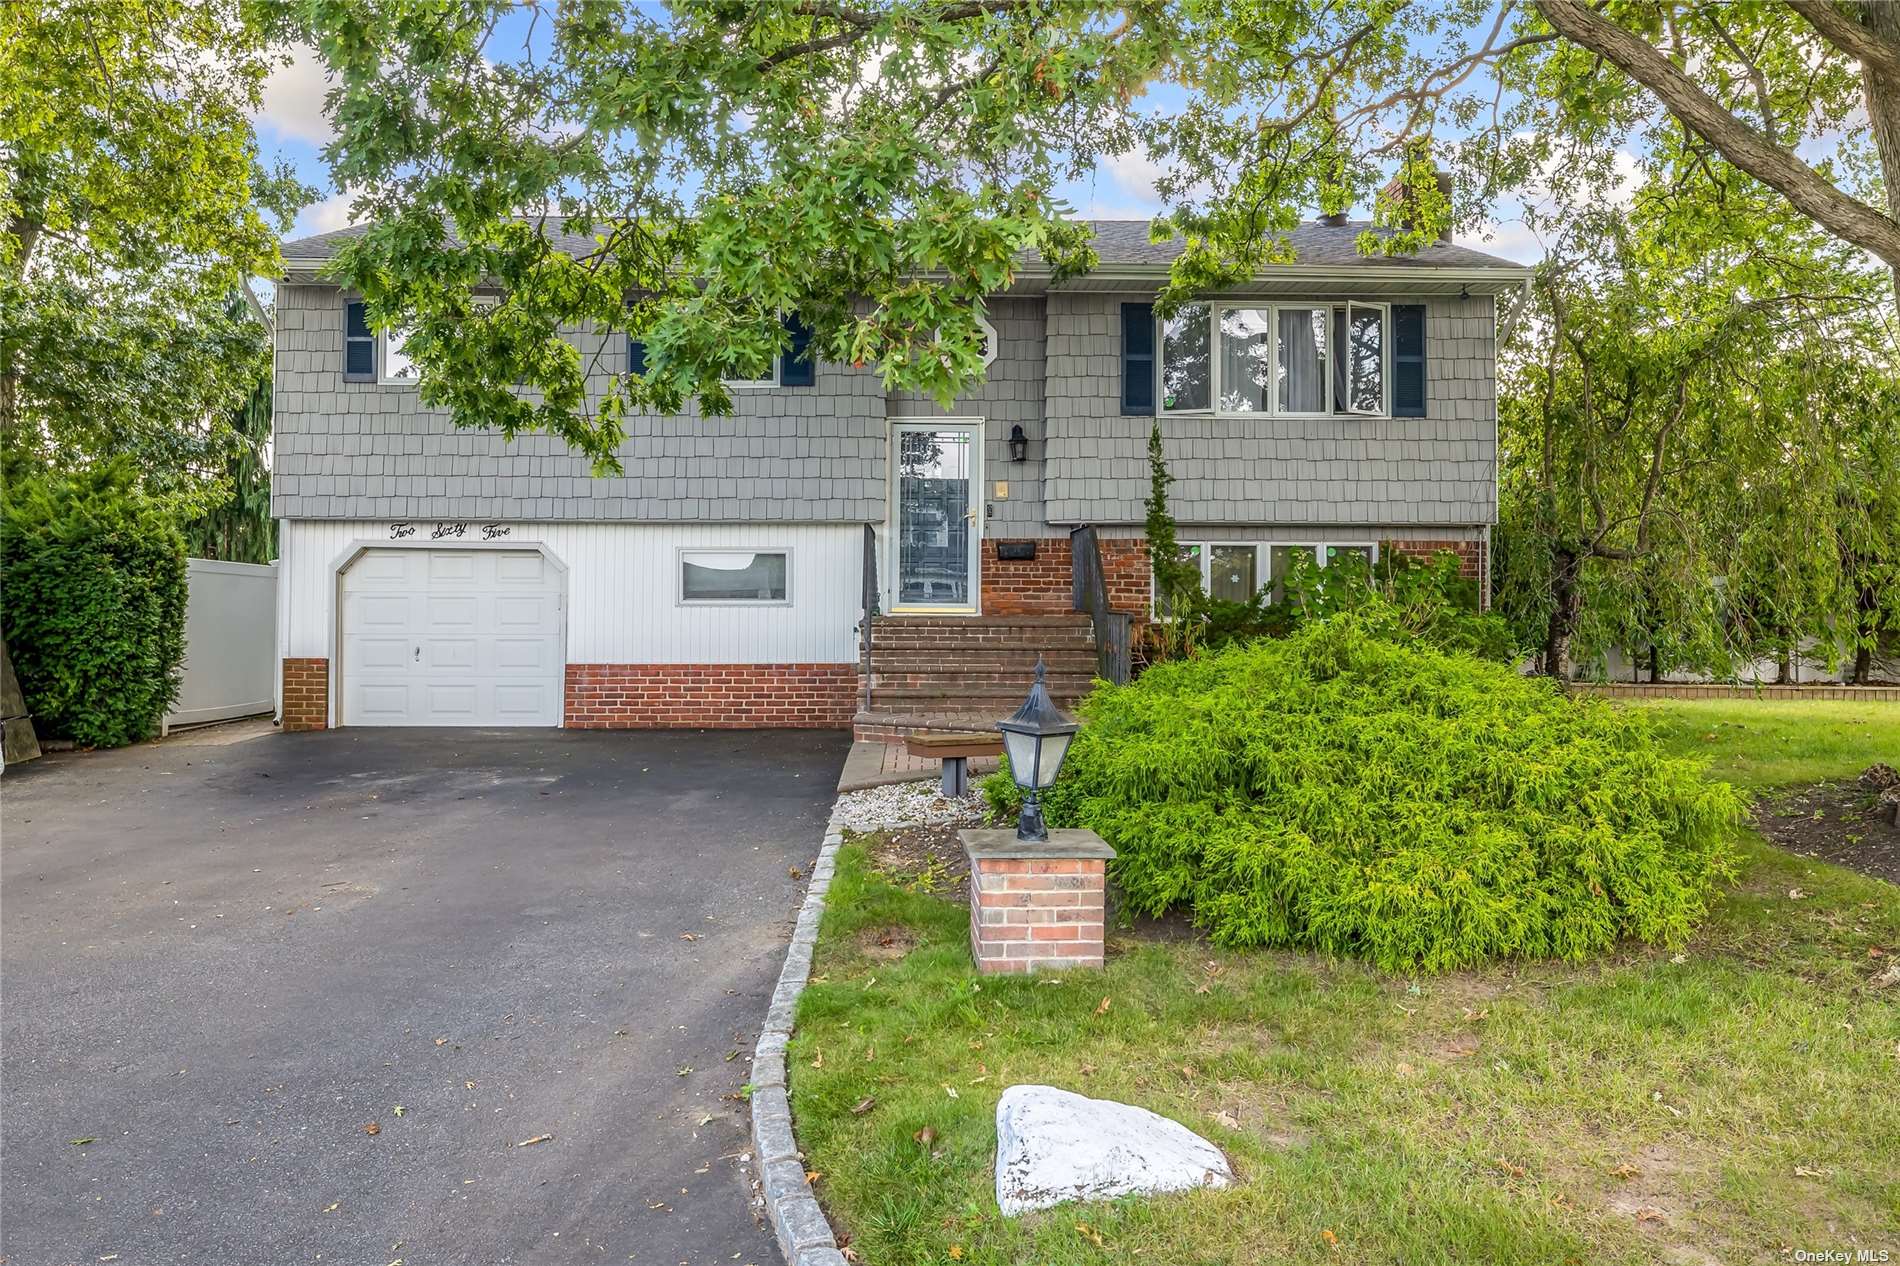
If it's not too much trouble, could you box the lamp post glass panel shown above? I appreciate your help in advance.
[997,657,1080,842]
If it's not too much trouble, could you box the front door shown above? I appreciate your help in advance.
[891,421,982,612]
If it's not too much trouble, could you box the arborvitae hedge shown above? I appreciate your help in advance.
[985,613,1744,971]
[2,460,188,748]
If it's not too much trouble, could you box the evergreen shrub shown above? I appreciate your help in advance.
[985,612,1743,971]
[2,459,189,747]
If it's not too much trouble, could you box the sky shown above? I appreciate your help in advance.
[252,14,1560,267]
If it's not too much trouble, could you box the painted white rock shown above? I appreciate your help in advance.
[994,1084,1234,1215]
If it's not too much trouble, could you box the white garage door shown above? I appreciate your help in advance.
[339,549,564,726]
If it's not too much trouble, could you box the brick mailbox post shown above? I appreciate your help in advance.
[960,828,1115,974]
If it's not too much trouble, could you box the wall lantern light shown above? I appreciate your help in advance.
[1008,424,1028,462]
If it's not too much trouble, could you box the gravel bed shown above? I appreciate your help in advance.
[831,779,990,833]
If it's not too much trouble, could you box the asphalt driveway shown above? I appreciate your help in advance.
[1,723,850,1265]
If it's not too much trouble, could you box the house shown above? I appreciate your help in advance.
[271,220,1530,735]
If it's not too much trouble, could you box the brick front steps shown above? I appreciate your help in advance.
[857,613,1100,743]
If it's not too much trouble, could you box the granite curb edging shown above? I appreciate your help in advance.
[750,798,850,1266]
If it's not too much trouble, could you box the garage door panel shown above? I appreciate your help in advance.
[424,684,480,718]
[341,548,563,727]
[425,639,479,671]
[354,638,412,671]
[352,594,411,630]
[492,638,552,671]
[351,552,413,587]
[426,596,479,631]
[353,684,414,722]
[494,553,548,584]
[493,595,550,631]
[493,684,555,720]
[428,552,478,582]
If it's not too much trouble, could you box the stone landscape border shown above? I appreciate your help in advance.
[750,796,849,1266]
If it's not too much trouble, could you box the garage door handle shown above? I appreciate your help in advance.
[414,645,421,662]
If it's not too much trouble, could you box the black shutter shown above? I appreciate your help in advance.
[780,314,815,386]
[627,334,647,377]
[1121,302,1155,415]
[1392,303,1427,417]
[344,300,375,381]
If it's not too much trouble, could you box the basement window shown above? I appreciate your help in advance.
[679,549,791,604]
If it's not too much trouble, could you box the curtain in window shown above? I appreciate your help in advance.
[1276,308,1328,413]
[1218,308,1272,412]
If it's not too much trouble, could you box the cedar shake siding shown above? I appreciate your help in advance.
[1042,292,1499,527]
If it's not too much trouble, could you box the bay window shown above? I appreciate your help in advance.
[1162,302,1390,418]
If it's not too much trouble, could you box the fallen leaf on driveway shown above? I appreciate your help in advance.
[363,1123,381,1136]
[850,1096,876,1116]
[69,1137,96,1146]
[514,1134,553,1148]
[392,1106,406,1117]
[433,1037,448,1046]
[680,932,701,942]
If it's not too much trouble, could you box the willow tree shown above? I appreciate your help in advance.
[1496,172,1896,680]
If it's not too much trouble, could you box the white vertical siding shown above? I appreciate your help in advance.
[279,521,865,665]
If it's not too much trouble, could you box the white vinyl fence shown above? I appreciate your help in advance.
[164,558,278,734]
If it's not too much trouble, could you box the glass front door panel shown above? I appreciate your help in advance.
[897,428,976,607]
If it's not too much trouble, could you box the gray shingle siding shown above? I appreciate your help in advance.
[273,282,1499,530]
[1042,292,1497,527]
[271,283,888,523]
[886,297,1054,537]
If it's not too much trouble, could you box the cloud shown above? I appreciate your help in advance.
[1472,217,1547,265]
[1075,146,1173,220]
[257,44,335,145]
[291,191,358,239]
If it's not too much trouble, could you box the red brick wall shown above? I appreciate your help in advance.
[564,663,856,729]
[281,658,329,731]
[969,855,1107,973]
[1099,538,1152,614]
[981,538,1074,615]
[981,537,1152,617]
[1381,537,1483,579]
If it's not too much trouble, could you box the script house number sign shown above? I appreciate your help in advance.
[388,522,511,541]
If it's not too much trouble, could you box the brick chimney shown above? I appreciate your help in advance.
[1380,168,1454,243]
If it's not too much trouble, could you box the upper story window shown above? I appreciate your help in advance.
[379,327,418,384]
[1161,301,1389,418]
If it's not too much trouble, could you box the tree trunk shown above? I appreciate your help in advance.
[1647,642,1661,684]
[1543,546,1584,679]
[1863,1,1900,306]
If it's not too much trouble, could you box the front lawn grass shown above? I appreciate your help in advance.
[789,701,1900,1264]
[1640,697,1898,792]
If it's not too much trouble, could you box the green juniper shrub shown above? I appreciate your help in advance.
[1,458,189,747]
[984,610,1744,971]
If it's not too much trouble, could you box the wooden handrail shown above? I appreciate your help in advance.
[1070,526,1131,686]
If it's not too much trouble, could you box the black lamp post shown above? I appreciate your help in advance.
[996,656,1080,842]
[1008,424,1028,462]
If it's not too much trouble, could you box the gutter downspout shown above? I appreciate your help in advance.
[1497,276,1533,347]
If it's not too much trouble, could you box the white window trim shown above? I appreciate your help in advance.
[377,326,418,386]
[722,360,781,390]
[676,546,794,607]
[975,313,999,369]
[1149,540,1381,613]
[1160,301,1391,420]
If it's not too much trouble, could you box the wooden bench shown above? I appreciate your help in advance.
[905,732,1004,798]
